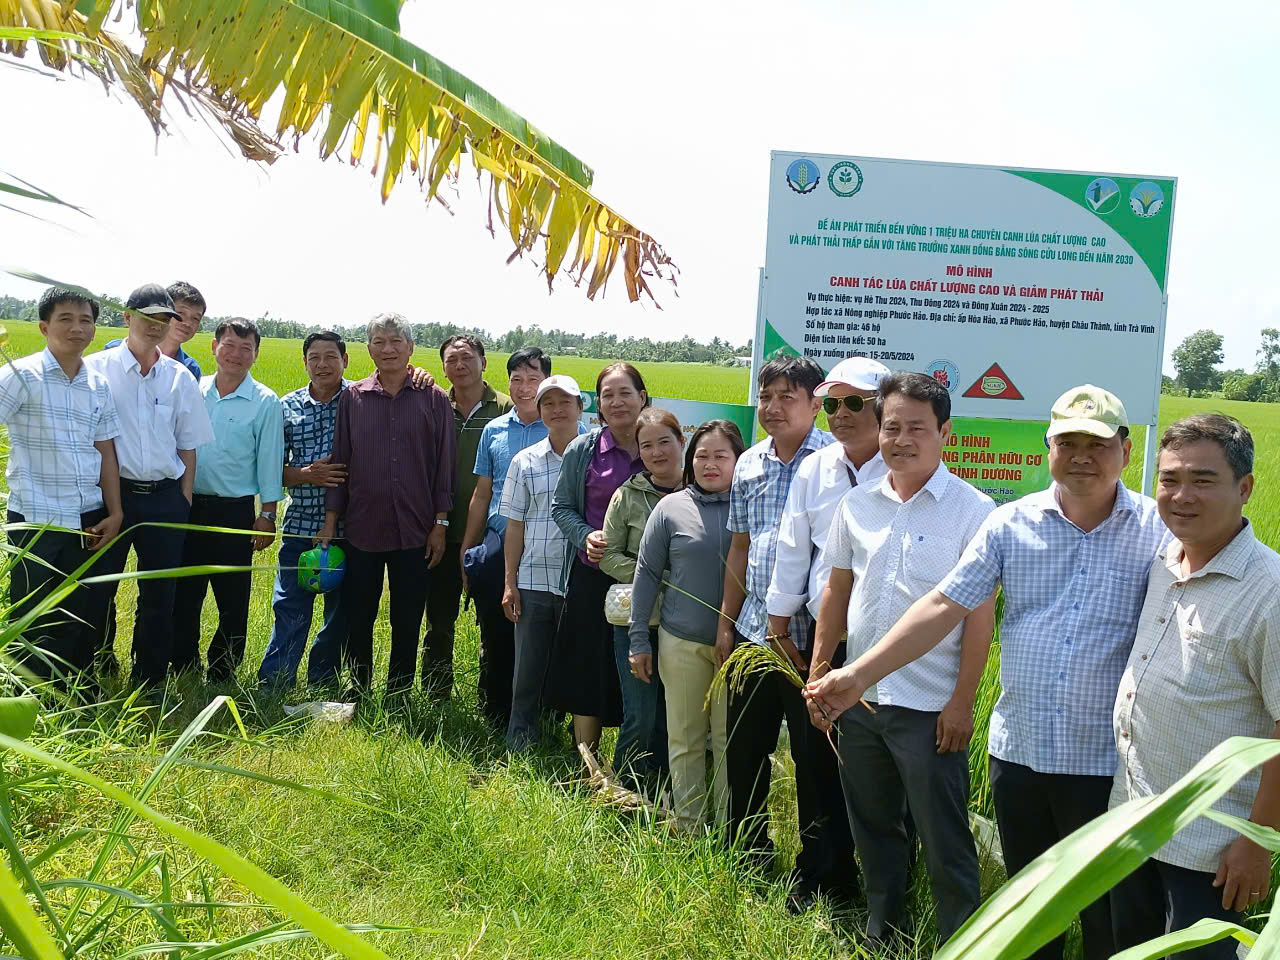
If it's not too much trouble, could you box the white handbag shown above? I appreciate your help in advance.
[605,582,663,627]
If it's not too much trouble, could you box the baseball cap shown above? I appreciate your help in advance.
[125,283,179,320]
[1046,384,1129,440]
[535,374,582,404]
[815,356,892,396]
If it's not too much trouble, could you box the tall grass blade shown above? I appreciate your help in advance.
[1109,918,1258,960]
[936,735,1280,960]
[0,854,63,959]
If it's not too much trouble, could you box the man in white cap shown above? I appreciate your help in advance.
[501,374,584,750]
[806,384,1168,960]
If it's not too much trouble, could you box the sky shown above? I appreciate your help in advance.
[1,0,1277,375]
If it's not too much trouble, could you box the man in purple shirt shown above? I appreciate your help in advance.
[319,312,457,695]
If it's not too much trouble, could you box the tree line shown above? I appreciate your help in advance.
[0,295,752,366]
[1168,328,1280,403]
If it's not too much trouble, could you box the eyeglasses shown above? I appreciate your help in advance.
[822,395,867,415]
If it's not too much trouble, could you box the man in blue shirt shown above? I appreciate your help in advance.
[807,385,1168,960]
[103,280,205,381]
[257,331,351,689]
[171,317,284,683]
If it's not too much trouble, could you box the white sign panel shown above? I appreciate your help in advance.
[763,154,1176,424]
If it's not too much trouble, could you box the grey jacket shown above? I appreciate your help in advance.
[628,484,732,656]
[551,427,604,595]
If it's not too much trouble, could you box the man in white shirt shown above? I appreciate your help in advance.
[812,371,996,945]
[87,283,214,688]
[0,286,123,684]
[1110,415,1280,959]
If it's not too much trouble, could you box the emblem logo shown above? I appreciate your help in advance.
[1130,181,1165,218]
[925,359,960,393]
[1084,177,1120,215]
[962,363,1024,400]
[827,161,864,198]
[785,158,821,195]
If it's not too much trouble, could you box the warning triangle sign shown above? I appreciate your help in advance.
[962,363,1024,400]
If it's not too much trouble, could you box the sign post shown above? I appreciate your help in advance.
[762,153,1176,500]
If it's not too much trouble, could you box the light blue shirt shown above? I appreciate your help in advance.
[193,371,284,502]
[938,481,1169,777]
[474,410,584,534]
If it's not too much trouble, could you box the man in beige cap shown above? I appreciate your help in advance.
[805,384,1168,960]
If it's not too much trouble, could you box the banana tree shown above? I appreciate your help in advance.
[0,0,676,304]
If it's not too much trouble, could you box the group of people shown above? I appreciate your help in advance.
[5,283,1278,957]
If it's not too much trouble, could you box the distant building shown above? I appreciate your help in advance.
[731,355,752,367]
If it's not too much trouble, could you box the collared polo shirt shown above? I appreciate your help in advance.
[280,379,349,537]
[580,426,644,568]
[824,463,994,711]
[938,481,1168,776]
[499,436,569,595]
[767,443,888,622]
[1111,522,1280,871]
[447,382,511,542]
[728,423,834,647]
[476,409,549,535]
[0,348,120,526]
[105,337,201,380]
[193,371,285,501]
[85,342,213,481]
[326,373,456,553]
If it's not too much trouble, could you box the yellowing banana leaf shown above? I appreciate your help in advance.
[6,1,677,303]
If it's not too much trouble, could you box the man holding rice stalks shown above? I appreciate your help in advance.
[810,371,996,946]
[807,384,1167,960]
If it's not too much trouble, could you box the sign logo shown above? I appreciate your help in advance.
[827,161,864,198]
[785,158,821,195]
[1084,177,1120,215]
[962,363,1024,400]
[926,359,960,392]
[1130,181,1165,218]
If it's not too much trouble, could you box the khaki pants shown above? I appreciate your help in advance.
[658,627,728,829]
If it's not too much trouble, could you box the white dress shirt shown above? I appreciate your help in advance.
[823,463,994,711]
[1110,522,1280,872]
[766,442,887,621]
[86,343,213,482]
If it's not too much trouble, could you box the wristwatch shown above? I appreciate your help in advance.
[259,510,277,522]
[436,518,450,527]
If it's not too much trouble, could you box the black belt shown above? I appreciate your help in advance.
[122,477,179,495]
[192,493,255,504]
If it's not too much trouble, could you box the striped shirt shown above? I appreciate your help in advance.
[281,380,348,537]
[475,410,552,535]
[326,373,456,552]
[939,482,1168,776]
[728,423,833,647]
[1111,522,1280,871]
[499,437,569,595]
[0,348,120,526]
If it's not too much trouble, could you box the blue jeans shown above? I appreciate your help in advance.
[257,536,347,687]
[613,624,668,784]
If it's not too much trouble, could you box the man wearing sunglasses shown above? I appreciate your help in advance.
[760,354,889,911]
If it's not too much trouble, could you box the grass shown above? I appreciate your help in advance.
[3,318,1280,956]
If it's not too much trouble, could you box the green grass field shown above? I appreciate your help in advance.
[3,318,1279,957]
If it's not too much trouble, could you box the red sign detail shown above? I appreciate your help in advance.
[962,363,1024,400]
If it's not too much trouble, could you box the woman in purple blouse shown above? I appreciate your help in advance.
[549,363,649,762]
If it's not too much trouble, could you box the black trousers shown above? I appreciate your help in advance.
[725,634,857,896]
[422,543,462,697]
[473,575,515,728]
[990,756,1115,960]
[6,508,110,680]
[94,481,190,686]
[343,543,429,693]
[171,495,256,681]
[1112,857,1242,960]
[839,704,980,942]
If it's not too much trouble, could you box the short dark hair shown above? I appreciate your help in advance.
[1159,414,1254,480]
[507,346,551,377]
[439,335,485,361]
[757,355,823,396]
[683,419,746,487]
[875,371,951,428]
[596,362,651,411]
[38,286,98,324]
[303,330,346,358]
[167,281,206,314]
[214,317,261,349]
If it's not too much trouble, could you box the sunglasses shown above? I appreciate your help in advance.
[822,395,867,415]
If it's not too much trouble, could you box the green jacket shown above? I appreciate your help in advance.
[600,471,669,584]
